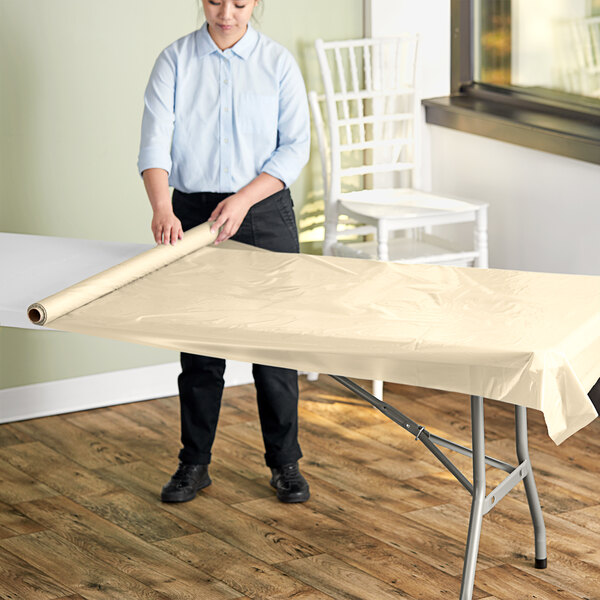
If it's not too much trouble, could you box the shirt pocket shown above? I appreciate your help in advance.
[236,92,279,137]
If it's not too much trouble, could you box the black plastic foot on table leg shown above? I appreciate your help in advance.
[535,558,547,569]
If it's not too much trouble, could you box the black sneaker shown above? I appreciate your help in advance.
[161,462,211,503]
[270,462,310,503]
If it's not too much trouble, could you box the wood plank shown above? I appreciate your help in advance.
[11,414,140,469]
[510,548,600,600]
[200,461,275,505]
[308,462,443,515]
[479,436,599,515]
[403,495,600,569]
[475,564,584,600]
[376,383,514,442]
[484,437,600,501]
[276,553,419,600]
[66,410,176,463]
[156,531,329,599]
[278,473,485,576]
[98,462,321,565]
[0,499,46,538]
[162,493,323,565]
[78,489,202,543]
[211,429,272,479]
[403,501,536,563]
[300,451,439,512]
[0,530,175,600]
[0,422,35,447]
[0,545,73,599]
[0,442,119,500]
[0,454,58,504]
[227,407,444,481]
[95,460,174,505]
[11,497,242,599]
[112,393,256,430]
[560,504,600,535]
[109,396,182,434]
[488,497,600,566]
[299,378,395,430]
[98,458,273,509]
[234,495,489,599]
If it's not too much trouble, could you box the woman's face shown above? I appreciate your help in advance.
[202,0,259,49]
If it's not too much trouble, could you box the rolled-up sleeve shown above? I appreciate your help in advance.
[137,49,176,176]
[261,53,310,188]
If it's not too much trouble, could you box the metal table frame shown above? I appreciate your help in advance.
[331,375,547,600]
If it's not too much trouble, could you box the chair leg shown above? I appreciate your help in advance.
[515,406,547,569]
[460,395,486,600]
[377,221,389,261]
[372,380,383,400]
[474,205,488,268]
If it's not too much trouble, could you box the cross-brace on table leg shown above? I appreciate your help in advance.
[329,375,547,600]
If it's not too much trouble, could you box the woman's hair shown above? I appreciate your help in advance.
[196,1,264,27]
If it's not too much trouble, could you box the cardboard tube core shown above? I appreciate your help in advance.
[27,304,46,325]
[28,308,41,323]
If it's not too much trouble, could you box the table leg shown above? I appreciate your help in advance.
[460,395,486,600]
[515,405,547,569]
[329,377,547,596]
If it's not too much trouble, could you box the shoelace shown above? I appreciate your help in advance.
[279,463,304,484]
[172,462,197,483]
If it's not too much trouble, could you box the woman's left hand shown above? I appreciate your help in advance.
[209,193,252,244]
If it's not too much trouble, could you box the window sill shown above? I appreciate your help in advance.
[422,83,600,166]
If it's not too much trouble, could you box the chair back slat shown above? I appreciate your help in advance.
[347,47,365,143]
[333,47,353,145]
[308,91,330,199]
[363,44,373,91]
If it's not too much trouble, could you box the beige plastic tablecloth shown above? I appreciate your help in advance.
[28,222,600,444]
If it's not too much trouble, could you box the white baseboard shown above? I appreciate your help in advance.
[0,360,254,423]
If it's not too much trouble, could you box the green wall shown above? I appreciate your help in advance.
[0,0,363,389]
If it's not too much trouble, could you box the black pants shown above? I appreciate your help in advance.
[172,187,302,468]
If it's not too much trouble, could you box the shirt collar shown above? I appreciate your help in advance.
[196,22,258,60]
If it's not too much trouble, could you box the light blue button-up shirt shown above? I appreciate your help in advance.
[138,23,310,193]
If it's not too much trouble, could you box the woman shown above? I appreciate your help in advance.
[138,0,310,503]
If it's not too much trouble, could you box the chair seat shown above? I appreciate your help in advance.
[331,234,480,266]
[338,188,485,224]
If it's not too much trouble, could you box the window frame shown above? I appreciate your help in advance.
[422,0,600,165]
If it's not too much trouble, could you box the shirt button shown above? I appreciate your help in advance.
[224,107,229,112]
[224,138,229,144]
[224,167,229,173]
[224,79,229,84]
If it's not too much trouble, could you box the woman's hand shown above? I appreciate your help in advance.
[152,208,183,245]
[209,193,252,244]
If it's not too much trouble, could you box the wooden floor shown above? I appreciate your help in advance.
[0,377,599,600]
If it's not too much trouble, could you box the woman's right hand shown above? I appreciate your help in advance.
[152,209,184,245]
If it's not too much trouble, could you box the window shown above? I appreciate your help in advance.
[422,0,600,165]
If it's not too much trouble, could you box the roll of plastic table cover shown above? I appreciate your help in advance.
[28,221,600,444]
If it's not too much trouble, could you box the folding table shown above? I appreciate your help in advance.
[15,223,600,599]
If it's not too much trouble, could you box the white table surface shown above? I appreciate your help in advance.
[0,232,153,330]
